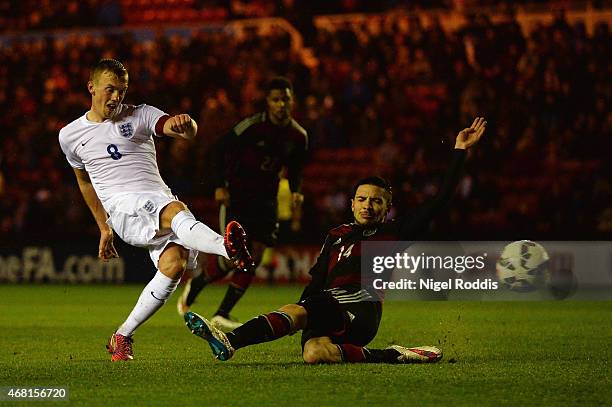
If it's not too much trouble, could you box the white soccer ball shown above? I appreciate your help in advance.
[496,240,549,292]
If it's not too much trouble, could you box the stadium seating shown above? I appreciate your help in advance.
[0,4,609,242]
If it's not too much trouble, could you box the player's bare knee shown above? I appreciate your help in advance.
[303,345,333,364]
[158,244,189,279]
[278,303,307,330]
[302,345,321,364]
[159,201,189,230]
[160,259,186,279]
[303,338,334,364]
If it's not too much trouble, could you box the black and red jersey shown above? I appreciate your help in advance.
[299,149,467,304]
[213,112,308,206]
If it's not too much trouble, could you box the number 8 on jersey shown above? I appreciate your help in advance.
[107,144,122,160]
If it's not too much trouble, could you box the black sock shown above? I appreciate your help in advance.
[187,258,231,306]
[363,348,402,363]
[215,285,246,318]
[186,272,210,306]
[226,311,292,350]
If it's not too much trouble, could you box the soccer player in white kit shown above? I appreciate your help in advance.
[59,59,254,361]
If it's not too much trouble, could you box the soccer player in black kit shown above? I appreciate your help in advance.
[184,117,486,364]
[178,77,308,331]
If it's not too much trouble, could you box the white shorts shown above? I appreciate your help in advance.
[105,191,198,270]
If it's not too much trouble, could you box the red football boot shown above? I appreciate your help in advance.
[106,332,134,362]
[224,221,255,272]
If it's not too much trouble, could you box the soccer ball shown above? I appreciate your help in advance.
[496,240,549,292]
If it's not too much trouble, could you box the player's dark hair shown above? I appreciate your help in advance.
[352,176,392,200]
[266,76,293,94]
[89,58,128,82]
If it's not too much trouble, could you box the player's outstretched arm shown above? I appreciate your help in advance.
[73,168,119,261]
[454,117,486,150]
[397,117,486,239]
[163,114,198,140]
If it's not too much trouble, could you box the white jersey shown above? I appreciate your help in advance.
[59,103,172,210]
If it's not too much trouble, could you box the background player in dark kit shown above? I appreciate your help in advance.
[178,77,308,330]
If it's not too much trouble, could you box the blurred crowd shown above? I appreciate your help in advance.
[305,11,611,240]
[0,0,123,31]
[0,1,574,33]
[0,0,394,33]
[0,8,610,244]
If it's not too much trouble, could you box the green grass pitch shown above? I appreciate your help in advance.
[0,285,609,406]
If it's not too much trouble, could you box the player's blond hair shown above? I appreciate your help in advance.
[89,59,128,83]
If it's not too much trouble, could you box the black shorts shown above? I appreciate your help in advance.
[221,201,279,247]
[300,297,382,349]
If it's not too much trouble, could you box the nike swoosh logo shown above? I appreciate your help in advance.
[189,222,201,231]
[81,139,93,146]
[150,291,164,302]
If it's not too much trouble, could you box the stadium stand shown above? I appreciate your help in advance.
[0,2,610,244]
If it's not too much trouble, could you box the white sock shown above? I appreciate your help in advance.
[116,271,180,337]
[171,210,229,259]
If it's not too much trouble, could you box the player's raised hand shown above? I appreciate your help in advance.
[455,117,486,150]
[169,114,193,132]
[164,114,198,139]
[98,227,119,262]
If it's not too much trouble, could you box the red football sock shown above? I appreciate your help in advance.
[338,344,366,362]
[230,269,254,290]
